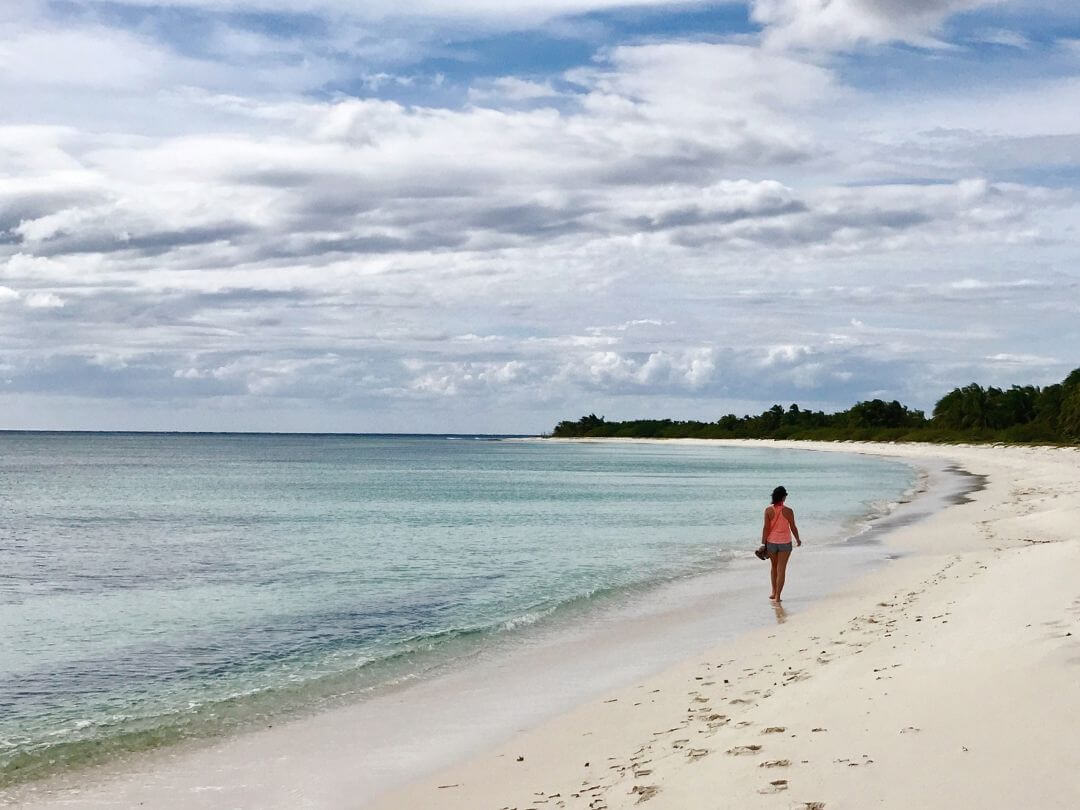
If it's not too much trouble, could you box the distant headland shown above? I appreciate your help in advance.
[552,368,1080,445]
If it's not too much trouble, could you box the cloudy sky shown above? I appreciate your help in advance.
[1,0,1078,432]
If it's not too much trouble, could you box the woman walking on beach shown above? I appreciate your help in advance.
[763,486,801,602]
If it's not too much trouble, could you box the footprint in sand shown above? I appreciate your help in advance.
[757,779,788,794]
[761,726,786,734]
[630,784,659,803]
[760,759,790,768]
[726,745,762,756]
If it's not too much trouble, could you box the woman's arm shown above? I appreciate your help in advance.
[786,507,802,546]
[761,507,772,543]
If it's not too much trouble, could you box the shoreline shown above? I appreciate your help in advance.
[4,441,942,809]
[370,440,1080,810]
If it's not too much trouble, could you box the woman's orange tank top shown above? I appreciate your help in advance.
[766,505,792,542]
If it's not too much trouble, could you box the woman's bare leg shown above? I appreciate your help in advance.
[774,550,792,601]
[769,553,779,600]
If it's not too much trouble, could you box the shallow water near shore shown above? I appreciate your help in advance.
[0,434,922,790]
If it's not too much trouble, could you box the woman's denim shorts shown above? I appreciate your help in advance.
[766,542,793,554]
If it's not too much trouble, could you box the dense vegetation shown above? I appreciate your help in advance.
[551,368,1080,444]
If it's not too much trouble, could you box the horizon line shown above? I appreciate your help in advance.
[0,430,544,437]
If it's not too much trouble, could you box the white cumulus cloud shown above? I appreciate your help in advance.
[23,291,64,308]
[752,0,999,50]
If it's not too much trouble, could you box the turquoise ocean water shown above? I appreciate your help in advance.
[0,434,916,786]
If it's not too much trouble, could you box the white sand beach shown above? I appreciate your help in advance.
[8,441,1080,810]
[370,441,1080,810]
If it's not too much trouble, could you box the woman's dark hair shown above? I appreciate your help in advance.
[771,486,788,504]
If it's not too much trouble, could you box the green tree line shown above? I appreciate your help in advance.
[551,367,1080,444]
